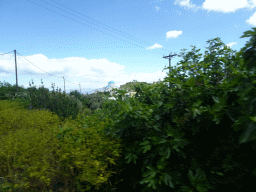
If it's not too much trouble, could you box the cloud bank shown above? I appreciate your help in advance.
[0,54,168,94]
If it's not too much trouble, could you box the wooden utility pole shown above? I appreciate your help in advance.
[163,52,178,89]
[14,50,18,93]
[63,76,66,94]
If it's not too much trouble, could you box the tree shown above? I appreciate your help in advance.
[96,31,255,192]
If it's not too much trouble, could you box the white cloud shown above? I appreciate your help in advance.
[226,42,237,48]
[0,54,125,91]
[246,10,256,26]
[155,6,160,11]
[247,0,256,9]
[174,0,200,11]
[0,54,170,93]
[174,0,256,13]
[166,30,183,39]
[202,0,253,13]
[146,43,163,50]
[174,0,196,8]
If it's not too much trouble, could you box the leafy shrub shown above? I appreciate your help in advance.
[0,100,63,191]
[0,81,28,101]
[46,91,83,122]
[98,32,256,191]
[80,93,107,112]
[9,79,85,122]
[80,107,93,117]
[3,79,51,110]
[51,113,123,191]
[69,90,83,101]
[25,80,51,110]
[4,91,33,110]
[0,99,123,192]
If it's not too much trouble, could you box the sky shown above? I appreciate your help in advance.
[0,0,256,94]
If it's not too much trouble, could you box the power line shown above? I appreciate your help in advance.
[17,52,80,87]
[25,0,146,49]
[25,0,174,55]
[41,0,149,46]
[0,51,14,55]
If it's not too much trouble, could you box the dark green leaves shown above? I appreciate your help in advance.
[240,27,256,38]
[125,153,138,164]
[140,140,152,153]
[94,28,256,192]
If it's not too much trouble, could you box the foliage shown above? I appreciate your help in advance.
[1,28,256,191]
[46,92,83,122]
[0,100,123,192]
[5,79,51,111]
[80,92,108,112]
[0,100,63,191]
[68,89,83,101]
[118,80,152,92]
[3,79,84,122]
[0,81,28,101]
[240,27,256,72]
[80,107,93,117]
[97,29,256,191]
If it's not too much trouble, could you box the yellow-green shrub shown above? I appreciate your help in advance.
[80,107,92,117]
[51,113,123,191]
[0,100,61,140]
[0,100,123,191]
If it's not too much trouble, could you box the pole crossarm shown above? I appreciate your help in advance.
[163,52,179,89]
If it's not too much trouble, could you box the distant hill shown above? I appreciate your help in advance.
[118,81,151,92]
[118,80,168,92]
[82,80,168,95]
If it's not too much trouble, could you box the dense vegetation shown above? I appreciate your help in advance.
[0,27,256,191]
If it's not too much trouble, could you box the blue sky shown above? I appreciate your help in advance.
[1,0,256,94]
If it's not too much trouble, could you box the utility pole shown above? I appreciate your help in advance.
[14,50,18,93]
[63,76,66,94]
[163,52,178,89]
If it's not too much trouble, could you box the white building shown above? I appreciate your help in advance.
[94,81,118,94]
[94,81,141,100]
[104,91,140,101]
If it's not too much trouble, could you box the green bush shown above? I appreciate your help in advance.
[97,31,256,191]
[0,99,123,192]
[80,107,93,117]
[79,92,107,112]
[0,81,28,101]
[46,91,83,120]
[2,28,256,192]
[4,79,85,122]
[68,90,83,101]
[0,99,63,191]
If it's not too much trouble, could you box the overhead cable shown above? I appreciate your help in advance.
[0,51,14,55]
[41,0,149,46]
[25,0,149,50]
[25,0,175,56]
[17,52,79,86]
